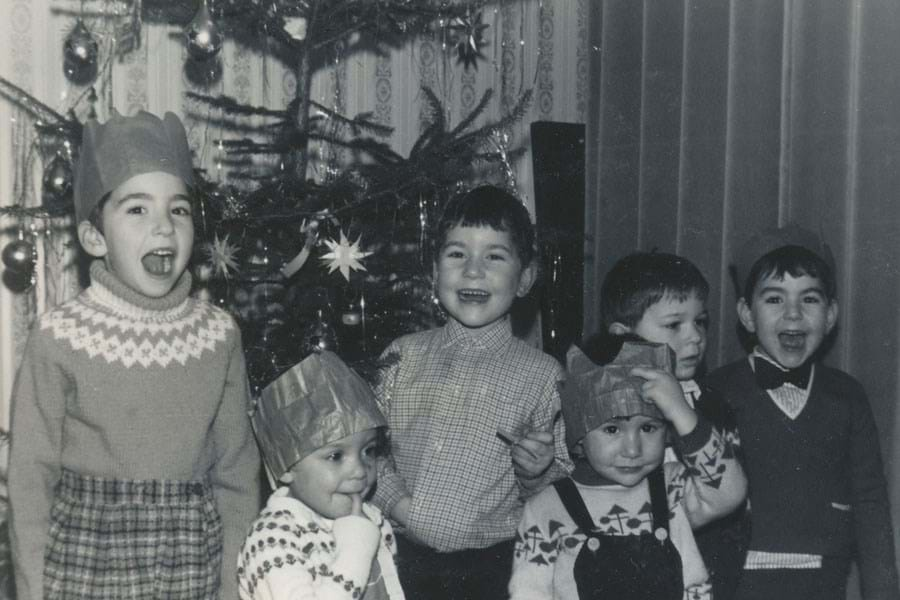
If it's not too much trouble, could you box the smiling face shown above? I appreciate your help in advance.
[434,224,535,332]
[622,291,708,380]
[78,171,193,298]
[283,428,381,519]
[738,272,838,369]
[581,415,667,487]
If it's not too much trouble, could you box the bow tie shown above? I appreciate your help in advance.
[754,357,812,390]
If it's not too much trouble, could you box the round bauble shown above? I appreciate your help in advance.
[2,239,36,274]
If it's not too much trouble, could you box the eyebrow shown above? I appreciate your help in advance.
[758,284,825,295]
[114,192,191,206]
[443,240,512,252]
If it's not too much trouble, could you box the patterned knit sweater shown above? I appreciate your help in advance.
[509,419,746,600]
[237,487,405,600]
[8,261,261,600]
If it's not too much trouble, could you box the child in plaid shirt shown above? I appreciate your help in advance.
[371,185,572,600]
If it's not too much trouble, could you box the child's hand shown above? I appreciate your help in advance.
[511,431,555,480]
[630,366,698,436]
[350,494,370,521]
[391,495,411,528]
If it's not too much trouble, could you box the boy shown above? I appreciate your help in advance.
[8,110,261,600]
[705,223,899,600]
[597,251,748,600]
[371,185,572,600]
[238,351,404,600]
[509,341,747,600]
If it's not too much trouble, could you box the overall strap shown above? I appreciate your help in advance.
[647,466,670,533]
[552,478,597,533]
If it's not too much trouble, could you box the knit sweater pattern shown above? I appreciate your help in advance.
[237,488,405,600]
[8,260,261,600]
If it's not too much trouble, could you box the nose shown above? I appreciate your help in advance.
[784,298,802,320]
[152,209,175,235]
[621,430,642,458]
[684,322,702,344]
[345,454,368,480]
[463,256,484,278]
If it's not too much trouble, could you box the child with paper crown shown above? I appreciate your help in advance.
[509,341,747,600]
[7,110,261,600]
[705,223,899,600]
[596,251,748,600]
[238,351,405,600]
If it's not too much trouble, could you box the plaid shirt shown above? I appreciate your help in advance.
[372,316,572,552]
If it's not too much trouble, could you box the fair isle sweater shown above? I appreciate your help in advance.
[8,261,261,600]
[509,420,745,600]
[237,488,405,600]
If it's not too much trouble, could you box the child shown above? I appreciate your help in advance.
[705,223,900,600]
[598,251,749,600]
[509,341,747,600]
[237,351,404,600]
[7,110,261,600]
[371,185,572,600]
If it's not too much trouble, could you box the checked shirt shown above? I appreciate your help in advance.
[372,316,572,552]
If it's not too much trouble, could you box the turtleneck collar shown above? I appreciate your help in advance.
[88,259,193,313]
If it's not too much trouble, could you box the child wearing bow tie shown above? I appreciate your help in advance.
[705,224,899,600]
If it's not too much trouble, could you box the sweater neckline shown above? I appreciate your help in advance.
[88,259,192,314]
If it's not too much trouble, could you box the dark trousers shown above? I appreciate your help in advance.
[395,535,514,600]
[734,558,850,600]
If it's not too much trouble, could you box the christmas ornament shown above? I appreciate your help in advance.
[2,236,36,274]
[320,230,373,281]
[63,20,99,84]
[300,309,339,355]
[449,10,489,71]
[186,0,223,62]
[281,219,318,278]
[42,153,73,208]
[204,233,240,279]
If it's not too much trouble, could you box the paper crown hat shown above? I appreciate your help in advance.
[561,341,674,448]
[732,222,834,296]
[251,351,387,481]
[74,110,194,224]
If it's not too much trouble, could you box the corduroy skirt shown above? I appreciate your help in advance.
[43,469,223,600]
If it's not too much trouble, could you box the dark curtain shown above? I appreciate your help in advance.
[584,2,900,595]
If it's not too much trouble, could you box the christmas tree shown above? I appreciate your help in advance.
[0,0,535,392]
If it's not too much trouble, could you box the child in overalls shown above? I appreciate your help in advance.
[508,341,747,600]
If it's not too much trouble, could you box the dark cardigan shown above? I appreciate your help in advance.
[705,359,899,599]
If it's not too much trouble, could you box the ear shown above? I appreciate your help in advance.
[608,322,631,336]
[825,299,839,334]
[77,220,108,258]
[516,261,537,297]
[736,297,756,333]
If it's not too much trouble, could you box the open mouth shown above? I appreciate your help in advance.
[141,249,176,276]
[778,330,807,351]
[458,289,490,304]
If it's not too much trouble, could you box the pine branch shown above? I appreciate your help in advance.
[448,88,493,137]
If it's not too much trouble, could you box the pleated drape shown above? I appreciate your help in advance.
[585,2,900,594]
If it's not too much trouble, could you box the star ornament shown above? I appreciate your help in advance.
[205,233,240,279]
[320,230,373,281]
[449,11,489,71]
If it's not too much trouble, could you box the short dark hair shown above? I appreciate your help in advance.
[742,245,836,301]
[433,185,535,266]
[86,192,111,233]
[600,252,709,330]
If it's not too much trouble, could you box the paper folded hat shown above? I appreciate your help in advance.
[561,341,674,448]
[732,222,834,295]
[251,351,387,481]
[74,110,194,224]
